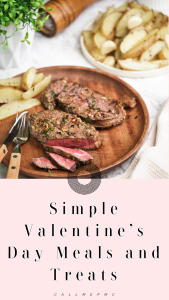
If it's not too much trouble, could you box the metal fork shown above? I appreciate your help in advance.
[6,113,30,179]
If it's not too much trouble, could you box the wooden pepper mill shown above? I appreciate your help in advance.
[40,0,98,37]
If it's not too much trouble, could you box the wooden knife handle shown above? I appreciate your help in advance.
[6,153,21,179]
[40,0,98,37]
[0,144,8,163]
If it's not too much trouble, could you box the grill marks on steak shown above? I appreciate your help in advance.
[29,110,102,150]
[48,152,76,172]
[43,145,93,164]
[40,77,134,128]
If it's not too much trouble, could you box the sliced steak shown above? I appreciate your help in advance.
[33,157,57,169]
[29,110,102,150]
[48,152,76,172]
[40,77,132,128]
[43,145,93,164]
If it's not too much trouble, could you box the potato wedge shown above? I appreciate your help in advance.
[118,59,169,71]
[165,34,169,48]
[115,45,121,61]
[153,13,163,29]
[0,77,22,89]
[158,47,169,59]
[120,29,147,54]
[22,74,51,100]
[156,24,169,41]
[91,12,104,34]
[106,29,115,41]
[115,27,129,38]
[21,67,36,91]
[0,87,23,103]
[101,40,117,54]
[101,12,122,37]
[103,56,115,67]
[82,30,94,51]
[114,37,122,47]
[142,5,150,12]
[127,16,143,30]
[106,5,115,15]
[92,13,104,34]
[129,1,142,9]
[116,8,145,37]
[140,41,166,61]
[90,48,106,62]
[93,31,106,49]
[120,29,159,59]
[142,10,154,24]
[115,1,128,12]
[115,63,121,69]
[32,73,44,86]
[145,21,154,32]
[0,99,41,121]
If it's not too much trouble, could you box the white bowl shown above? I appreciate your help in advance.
[80,21,169,78]
[137,0,169,11]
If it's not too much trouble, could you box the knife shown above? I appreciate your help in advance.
[0,111,28,163]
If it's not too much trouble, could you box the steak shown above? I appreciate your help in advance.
[48,152,76,172]
[33,157,57,169]
[29,110,102,150]
[43,145,93,164]
[41,77,136,128]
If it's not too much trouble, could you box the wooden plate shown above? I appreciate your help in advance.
[0,66,149,178]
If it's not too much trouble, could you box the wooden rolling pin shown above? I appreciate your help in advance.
[40,0,98,37]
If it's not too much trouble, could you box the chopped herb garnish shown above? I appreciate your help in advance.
[81,117,92,123]
[64,84,68,89]
[50,91,56,97]
[91,101,96,108]
[91,94,95,99]
[69,107,75,111]
[79,84,83,87]
[97,108,100,111]
[48,169,52,173]
[56,132,61,135]
[85,89,88,92]
[37,139,42,142]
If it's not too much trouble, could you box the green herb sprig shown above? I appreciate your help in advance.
[0,0,52,49]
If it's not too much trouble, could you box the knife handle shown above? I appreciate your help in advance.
[0,144,8,163]
[6,153,21,179]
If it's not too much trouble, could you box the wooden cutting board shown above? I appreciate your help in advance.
[0,66,149,178]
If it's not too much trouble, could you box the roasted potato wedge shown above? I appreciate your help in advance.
[92,12,104,34]
[115,1,128,12]
[153,13,164,29]
[156,24,169,41]
[21,67,36,91]
[145,21,154,32]
[165,34,169,48]
[90,48,106,62]
[101,12,122,37]
[0,87,23,103]
[140,40,166,61]
[120,29,147,54]
[158,47,169,59]
[22,74,51,100]
[118,59,169,71]
[101,40,117,54]
[116,8,145,37]
[82,30,94,51]
[103,56,115,67]
[142,10,154,24]
[32,73,44,86]
[115,62,121,69]
[0,77,22,89]
[129,1,142,9]
[120,29,159,59]
[93,31,106,49]
[106,5,115,15]
[115,45,121,61]
[0,98,41,121]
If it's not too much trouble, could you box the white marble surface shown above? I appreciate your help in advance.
[0,0,168,179]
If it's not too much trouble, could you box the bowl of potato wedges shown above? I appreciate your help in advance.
[80,1,169,77]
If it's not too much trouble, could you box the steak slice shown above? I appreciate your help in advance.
[40,78,134,128]
[33,157,57,169]
[43,145,93,164]
[29,110,102,150]
[48,152,76,172]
